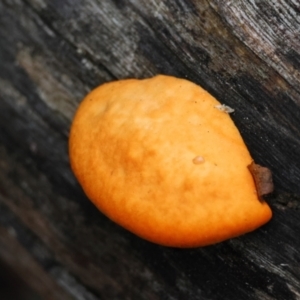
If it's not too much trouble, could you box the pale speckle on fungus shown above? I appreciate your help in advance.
[215,104,235,113]
[193,156,205,164]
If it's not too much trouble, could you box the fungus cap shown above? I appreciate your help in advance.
[69,75,272,248]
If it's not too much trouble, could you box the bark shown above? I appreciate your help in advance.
[1,0,300,299]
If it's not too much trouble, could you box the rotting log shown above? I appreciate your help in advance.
[1,1,300,299]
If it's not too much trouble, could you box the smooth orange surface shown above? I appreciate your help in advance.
[69,75,272,247]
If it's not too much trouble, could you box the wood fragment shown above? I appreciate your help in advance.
[248,161,274,200]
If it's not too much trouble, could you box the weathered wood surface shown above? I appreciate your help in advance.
[1,0,300,299]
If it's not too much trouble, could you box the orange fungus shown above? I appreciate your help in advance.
[69,75,272,247]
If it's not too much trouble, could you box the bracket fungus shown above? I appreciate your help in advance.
[69,75,272,248]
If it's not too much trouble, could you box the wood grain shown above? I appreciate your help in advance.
[0,0,300,299]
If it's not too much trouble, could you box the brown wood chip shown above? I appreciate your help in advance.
[248,161,274,200]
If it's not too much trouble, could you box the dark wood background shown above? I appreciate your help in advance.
[1,0,300,299]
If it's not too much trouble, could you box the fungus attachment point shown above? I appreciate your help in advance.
[248,161,274,200]
[69,75,272,248]
[193,156,205,164]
